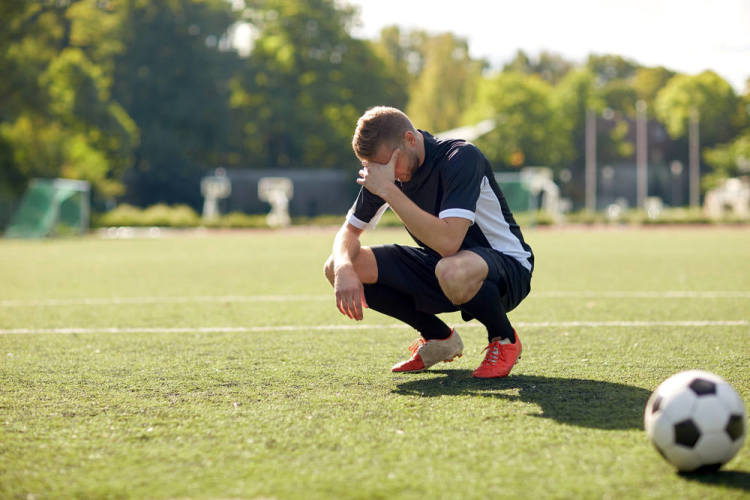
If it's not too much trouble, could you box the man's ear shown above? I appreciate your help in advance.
[402,130,416,146]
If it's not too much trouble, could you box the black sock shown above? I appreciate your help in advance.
[459,280,515,343]
[363,283,451,339]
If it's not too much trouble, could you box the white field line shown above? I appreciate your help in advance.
[534,291,750,299]
[0,295,331,307]
[1,291,749,307]
[0,320,747,335]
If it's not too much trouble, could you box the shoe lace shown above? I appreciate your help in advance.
[408,338,427,355]
[479,342,503,366]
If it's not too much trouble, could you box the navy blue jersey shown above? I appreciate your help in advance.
[346,131,534,273]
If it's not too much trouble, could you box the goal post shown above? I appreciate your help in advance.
[4,178,90,238]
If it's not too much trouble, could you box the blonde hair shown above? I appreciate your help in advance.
[352,106,415,159]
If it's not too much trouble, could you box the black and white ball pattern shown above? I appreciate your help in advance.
[644,370,746,472]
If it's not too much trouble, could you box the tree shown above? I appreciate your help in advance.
[704,89,750,184]
[598,79,639,117]
[370,25,419,94]
[2,48,137,197]
[503,49,574,85]
[406,32,484,133]
[632,66,676,107]
[555,68,602,164]
[0,0,137,201]
[654,71,741,147]
[230,0,406,169]
[704,132,750,185]
[111,0,239,207]
[586,54,640,84]
[464,72,568,169]
[593,80,638,161]
[0,1,42,199]
[371,27,486,132]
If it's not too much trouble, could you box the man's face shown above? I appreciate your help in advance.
[367,139,419,183]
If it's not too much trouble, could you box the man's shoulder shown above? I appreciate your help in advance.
[445,140,481,161]
[423,131,484,164]
[436,141,486,177]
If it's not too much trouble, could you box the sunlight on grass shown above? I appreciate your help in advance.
[0,228,748,498]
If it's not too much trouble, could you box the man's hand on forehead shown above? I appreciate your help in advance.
[362,147,399,169]
[357,149,399,198]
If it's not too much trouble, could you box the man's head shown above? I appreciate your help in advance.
[352,106,415,159]
[352,106,424,182]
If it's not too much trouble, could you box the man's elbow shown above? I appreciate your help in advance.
[434,218,470,258]
[436,240,462,258]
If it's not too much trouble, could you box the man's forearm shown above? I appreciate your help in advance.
[332,224,362,271]
[381,184,464,257]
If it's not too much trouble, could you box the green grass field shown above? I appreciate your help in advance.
[1,226,748,499]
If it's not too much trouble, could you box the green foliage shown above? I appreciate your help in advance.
[704,131,750,187]
[94,204,279,228]
[466,72,569,168]
[0,116,68,180]
[406,32,484,132]
[2,0,748,211]
[564,207,748,225]
[632,207,713,225]
[230,0,405,169]
[371,27,487,133]
[95,203,201,227]
[703,90,750,184]
[598,79,639,117]
[513,210,557,227]
[369,26,415,94]
[110,0,238,207]
[44,48,138,193]
[567,64,638,164]
[204,212,270,228]
[564,210,607,225]
[0,1,137,200]
[632,66,677,107]
[553,69,602,169]
[586,53,640,84]
[655,71,741,145]
[503,49,574,85]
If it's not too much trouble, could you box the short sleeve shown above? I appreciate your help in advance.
[346,187,388,230]
[438,145,483,222]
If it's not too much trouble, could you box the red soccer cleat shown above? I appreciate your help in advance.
[472,331,522,378]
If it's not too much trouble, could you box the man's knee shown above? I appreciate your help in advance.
[434,258,458,288]
[323,249,378,286]
[435,251,489,305]
[435,257,474,304]
[323,254,335,286]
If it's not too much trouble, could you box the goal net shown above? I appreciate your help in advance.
[4,179,90,238]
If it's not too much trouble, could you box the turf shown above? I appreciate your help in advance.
[0,226,748,499]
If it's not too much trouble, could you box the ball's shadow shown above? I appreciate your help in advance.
[392,369,650,430]
[679,470,750,492]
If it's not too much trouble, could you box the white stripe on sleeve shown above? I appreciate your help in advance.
[439,208,475,222]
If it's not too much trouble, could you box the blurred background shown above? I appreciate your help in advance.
[1,0,749,236]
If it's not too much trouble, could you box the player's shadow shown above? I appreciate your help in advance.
[392,370,651,430]
[679,470,750,492]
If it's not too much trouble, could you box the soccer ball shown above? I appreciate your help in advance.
[644,370,746,472]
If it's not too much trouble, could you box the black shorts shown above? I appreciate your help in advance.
[371,244,531,315]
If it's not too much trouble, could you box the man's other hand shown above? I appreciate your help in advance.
[334,265,368,320]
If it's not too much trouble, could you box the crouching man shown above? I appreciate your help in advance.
[324,106,533,378]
